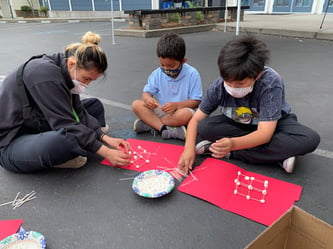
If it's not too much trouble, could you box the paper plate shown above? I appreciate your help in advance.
[132,169,175,198]
[0,231,46,249]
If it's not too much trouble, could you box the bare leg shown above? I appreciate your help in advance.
[132,100,193,130]
[160,108,192,126]
[132,99,163,130]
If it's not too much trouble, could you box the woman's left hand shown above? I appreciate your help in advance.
[111,138,131,153]
[103,136,131,153]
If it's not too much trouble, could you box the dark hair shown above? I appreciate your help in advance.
[218,35,270,81]
[65,31,108,73]
[156,32,186,61]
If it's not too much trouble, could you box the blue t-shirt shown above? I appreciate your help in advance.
[199,67,291,125]
[143,63,203,106]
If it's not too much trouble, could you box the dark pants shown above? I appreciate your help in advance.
[197,113,320,164]
[0,98,105,173]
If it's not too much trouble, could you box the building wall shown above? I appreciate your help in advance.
[47,0,151,11]
[229,0,331,13]
[0,0,12,17]
[0,0,40,18]
[1,0,330,18]
[11,0,39,10]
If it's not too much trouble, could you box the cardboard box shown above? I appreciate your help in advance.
[245,206,333,249]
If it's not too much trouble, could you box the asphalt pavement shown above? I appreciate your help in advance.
[0,19,332,249]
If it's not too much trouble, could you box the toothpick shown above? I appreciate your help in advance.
[189,171,198,181]
[156,165,173,170]
[163,157,174,166]
[12,191,36,210]
[180,178,196,187]
[175,167,187,177]
[1,191,37,210]
[192,166,208,173]
[119,177,135,181]
[13,192,36,209]
[169,170,183,182]
[13,196,36,209]
[153,145,161,154]
[12,192,20,205]
[0,201,14,207]
[0,191,21,207]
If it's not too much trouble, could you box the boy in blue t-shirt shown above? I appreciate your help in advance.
[132,32,203,140]
[178,35,320,173]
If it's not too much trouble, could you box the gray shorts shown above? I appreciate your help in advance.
[154,106,195,118]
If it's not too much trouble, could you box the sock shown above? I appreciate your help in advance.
[160,125,167,133]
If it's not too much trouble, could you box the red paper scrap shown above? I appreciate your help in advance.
[100,139,184,173]
[0,219,24,241]
[178,158,302,226]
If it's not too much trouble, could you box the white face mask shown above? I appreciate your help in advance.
[224,82,254,98]
[70,68,87,95]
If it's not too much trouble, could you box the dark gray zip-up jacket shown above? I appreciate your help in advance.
[0,53,104,153]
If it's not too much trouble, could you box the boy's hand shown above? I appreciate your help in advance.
[144,97,159,110]
[161,102,177,114]
[177,148,195,175]
[210,138,233,158]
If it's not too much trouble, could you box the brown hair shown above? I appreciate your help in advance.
[65,31,107,73]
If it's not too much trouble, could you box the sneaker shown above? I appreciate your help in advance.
[133,119,153,133]
[53,156,87,169]
[195,140,213,155]
[282,156,296,173]
[161,126,186,140]
[101,124,110,134]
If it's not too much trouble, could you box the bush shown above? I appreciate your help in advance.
[20,5,32,12]
[39,6,48,15]
[170,12,180,22]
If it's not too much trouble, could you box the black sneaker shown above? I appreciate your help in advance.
[195,140,213,155]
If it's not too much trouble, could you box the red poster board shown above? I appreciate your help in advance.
[178,158,302,226]
[0,219,23,241]
[100,139,184,173]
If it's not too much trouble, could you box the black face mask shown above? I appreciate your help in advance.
[161,64,182,77]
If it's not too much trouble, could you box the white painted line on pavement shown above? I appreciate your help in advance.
[82,94,131,111]
[313,149,333,159]
[0,75,6,82]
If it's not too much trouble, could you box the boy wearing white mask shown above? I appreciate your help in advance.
[177,35,320,174]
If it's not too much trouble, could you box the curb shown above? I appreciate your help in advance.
[115,24,216,38]
[214,24,333,41]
